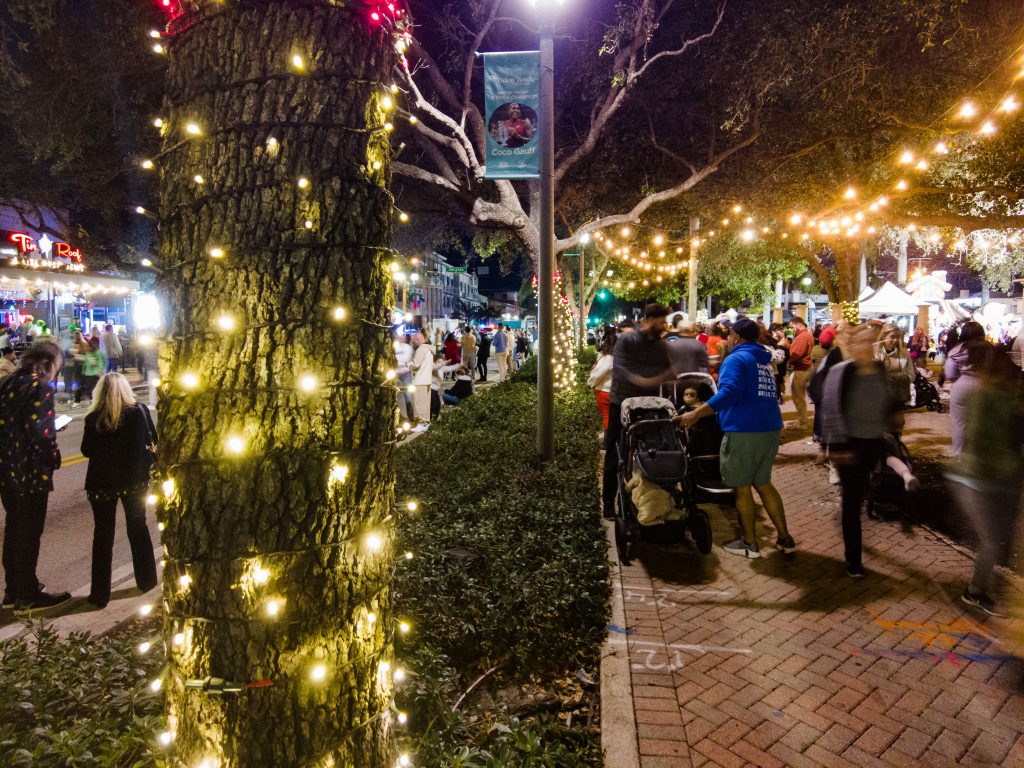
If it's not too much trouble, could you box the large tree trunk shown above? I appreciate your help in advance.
[156,4,396,765]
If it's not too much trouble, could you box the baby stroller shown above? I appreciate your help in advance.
[613,395,713,564]
[671,373,738,511]
[911,369,944,412]
[866,433,915,517]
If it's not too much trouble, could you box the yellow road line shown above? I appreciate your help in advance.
[62,458,88,468]
[63,453,83,462]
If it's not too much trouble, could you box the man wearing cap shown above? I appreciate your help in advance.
[664,319,710,374]
[676,317,795,557]
[602,304,674,519]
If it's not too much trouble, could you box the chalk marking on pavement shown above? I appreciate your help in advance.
[620,582,731,597]
[607,637,753,672]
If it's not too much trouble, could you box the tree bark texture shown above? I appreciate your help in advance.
[156,3,396,765]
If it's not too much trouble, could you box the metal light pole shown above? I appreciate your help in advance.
[688,215,699,319]
[535,2,556,460]
[578,232,590,348]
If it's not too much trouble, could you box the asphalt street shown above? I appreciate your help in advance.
[0,399,162,629]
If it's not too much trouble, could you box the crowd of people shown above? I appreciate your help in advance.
[0,341,157,611]
[591,307,1023,615]
[394,323,533,432]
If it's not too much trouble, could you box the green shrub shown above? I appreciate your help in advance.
[394,381,608,766]
[0,620,165,767]
[509,354,537,382]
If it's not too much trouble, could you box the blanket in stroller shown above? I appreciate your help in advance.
[625,473,683,525]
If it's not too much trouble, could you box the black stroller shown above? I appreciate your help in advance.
[672,373,738,512]
[866,433,916,517]
[613,395,713,564]
[911,369,944,412]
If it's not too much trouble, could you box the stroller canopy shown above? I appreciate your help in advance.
[620,396,677,425]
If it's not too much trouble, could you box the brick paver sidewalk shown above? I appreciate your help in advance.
[606,410,1024,767]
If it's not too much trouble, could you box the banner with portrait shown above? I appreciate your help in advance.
[483,51,540,179]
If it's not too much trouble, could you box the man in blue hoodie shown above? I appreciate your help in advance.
[676,317,795,558]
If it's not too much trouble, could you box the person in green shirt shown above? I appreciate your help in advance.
[946,345,1023,617]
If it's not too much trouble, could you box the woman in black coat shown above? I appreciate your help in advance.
[82,372,158,607]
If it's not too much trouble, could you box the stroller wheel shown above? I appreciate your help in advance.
[690,508,713,555]
[927,402,937,411]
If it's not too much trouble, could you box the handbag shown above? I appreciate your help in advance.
[137,402,158,465]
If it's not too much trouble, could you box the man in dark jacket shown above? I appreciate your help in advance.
[677,318,795,557]
[602,304,673,519]
[664,319,710,374]
[0,341,71,610]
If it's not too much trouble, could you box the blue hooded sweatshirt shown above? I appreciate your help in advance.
[706,342,784,433]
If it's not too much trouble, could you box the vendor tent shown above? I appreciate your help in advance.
[859,281,925,316]
[938,300,971,321]
[858,285,875,302]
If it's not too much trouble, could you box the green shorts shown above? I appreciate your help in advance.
[720,431,780,488]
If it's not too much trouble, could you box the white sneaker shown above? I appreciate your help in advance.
[412,423,429,433]
[828,465,840,485]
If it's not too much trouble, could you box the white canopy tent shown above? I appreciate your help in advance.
[859,281,926,316]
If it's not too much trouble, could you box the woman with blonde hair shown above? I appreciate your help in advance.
[81,372,157,608]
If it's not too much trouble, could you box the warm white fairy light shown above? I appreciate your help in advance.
[331,306,346,321]
[297,177,310,189]
[225,435,246,455]
[980,120,997,136]
[372,160,382,170]
[142,159,154,170]
[252,565,271,585]
[139,641,152,654]
[298,374,318,392]
[397,754,411,767]
[209,246,225,258]
[895,179,908,191]
[172,633,185,647]
[290,54,305,70]
[152,117,164,128]
[398,621,410,634]
[180,372,199,389]
[397,712,408,724]
[309,664,328,683]
[898,149,914,164]
[406,500,418,512]
[398,211,409,222]
[185,122,202,135]
[152,43,165,54]
[149,29,162,39]
[162,478,176,497]
[381,95,394,110]
[329,464,349,485]
[265,599,280,617]
[843,186,856,200]
[394,667,407,681]
[915,159,929,171]
[933,141,949,154]
[365,532,384,552]
[404,551,413,560]
[150,678,163,692]
[178,574,192,590]
[304,219,313,229]
[158,731,173,746]
[999,94,1019,113]
[146,494,158,504]
[740,229,756,242]
[139,603,154,617]
[215,313,236,332]
[193,174,205,185]
[958,101,977,119]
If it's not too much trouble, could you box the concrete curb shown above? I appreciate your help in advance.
[600,519,641,768]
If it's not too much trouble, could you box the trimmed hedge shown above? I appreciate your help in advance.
[394,375,608,765]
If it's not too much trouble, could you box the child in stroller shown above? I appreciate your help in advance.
[612,396,713,563]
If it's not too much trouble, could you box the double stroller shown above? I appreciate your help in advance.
[612,373,733,564]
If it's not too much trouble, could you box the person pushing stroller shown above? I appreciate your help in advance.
[675,317,796,558]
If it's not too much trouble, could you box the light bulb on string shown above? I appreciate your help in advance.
[141,159,154,170]
[895,180,908,191]
[329,464,349,485]
[265,599,281,617]
[214,313,236,332]
[180,372,199,389]
[152,43,165,54]
[958,101,977,119]
[225,435,246,455]
[185,122,202,136]
[1000,95,1019,113]
[915,159,928,171]
[138,641,152,654]
[331,306,346,321]
[844,187,856,200]
[149,29,162,39]
[309,664,328,683]
[152,117,164,128]
[298,373,318,392]
[898,149,914,165]
[979,121,997,136]
[297,177,310,189]
[933,141,949,154]
[193,174,205,185]
[150,678,163,692]
[158,731,173,746]
[290,54,305,70]
[365,532,384,552]
[208,246,225,258]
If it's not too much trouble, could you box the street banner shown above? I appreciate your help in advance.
[483,51,540,179]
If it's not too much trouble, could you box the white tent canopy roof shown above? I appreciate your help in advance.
[859,281,926,316]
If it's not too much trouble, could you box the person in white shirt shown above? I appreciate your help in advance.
[587,337,614,430]
[393,333,414,420]
[409,331,435,429]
